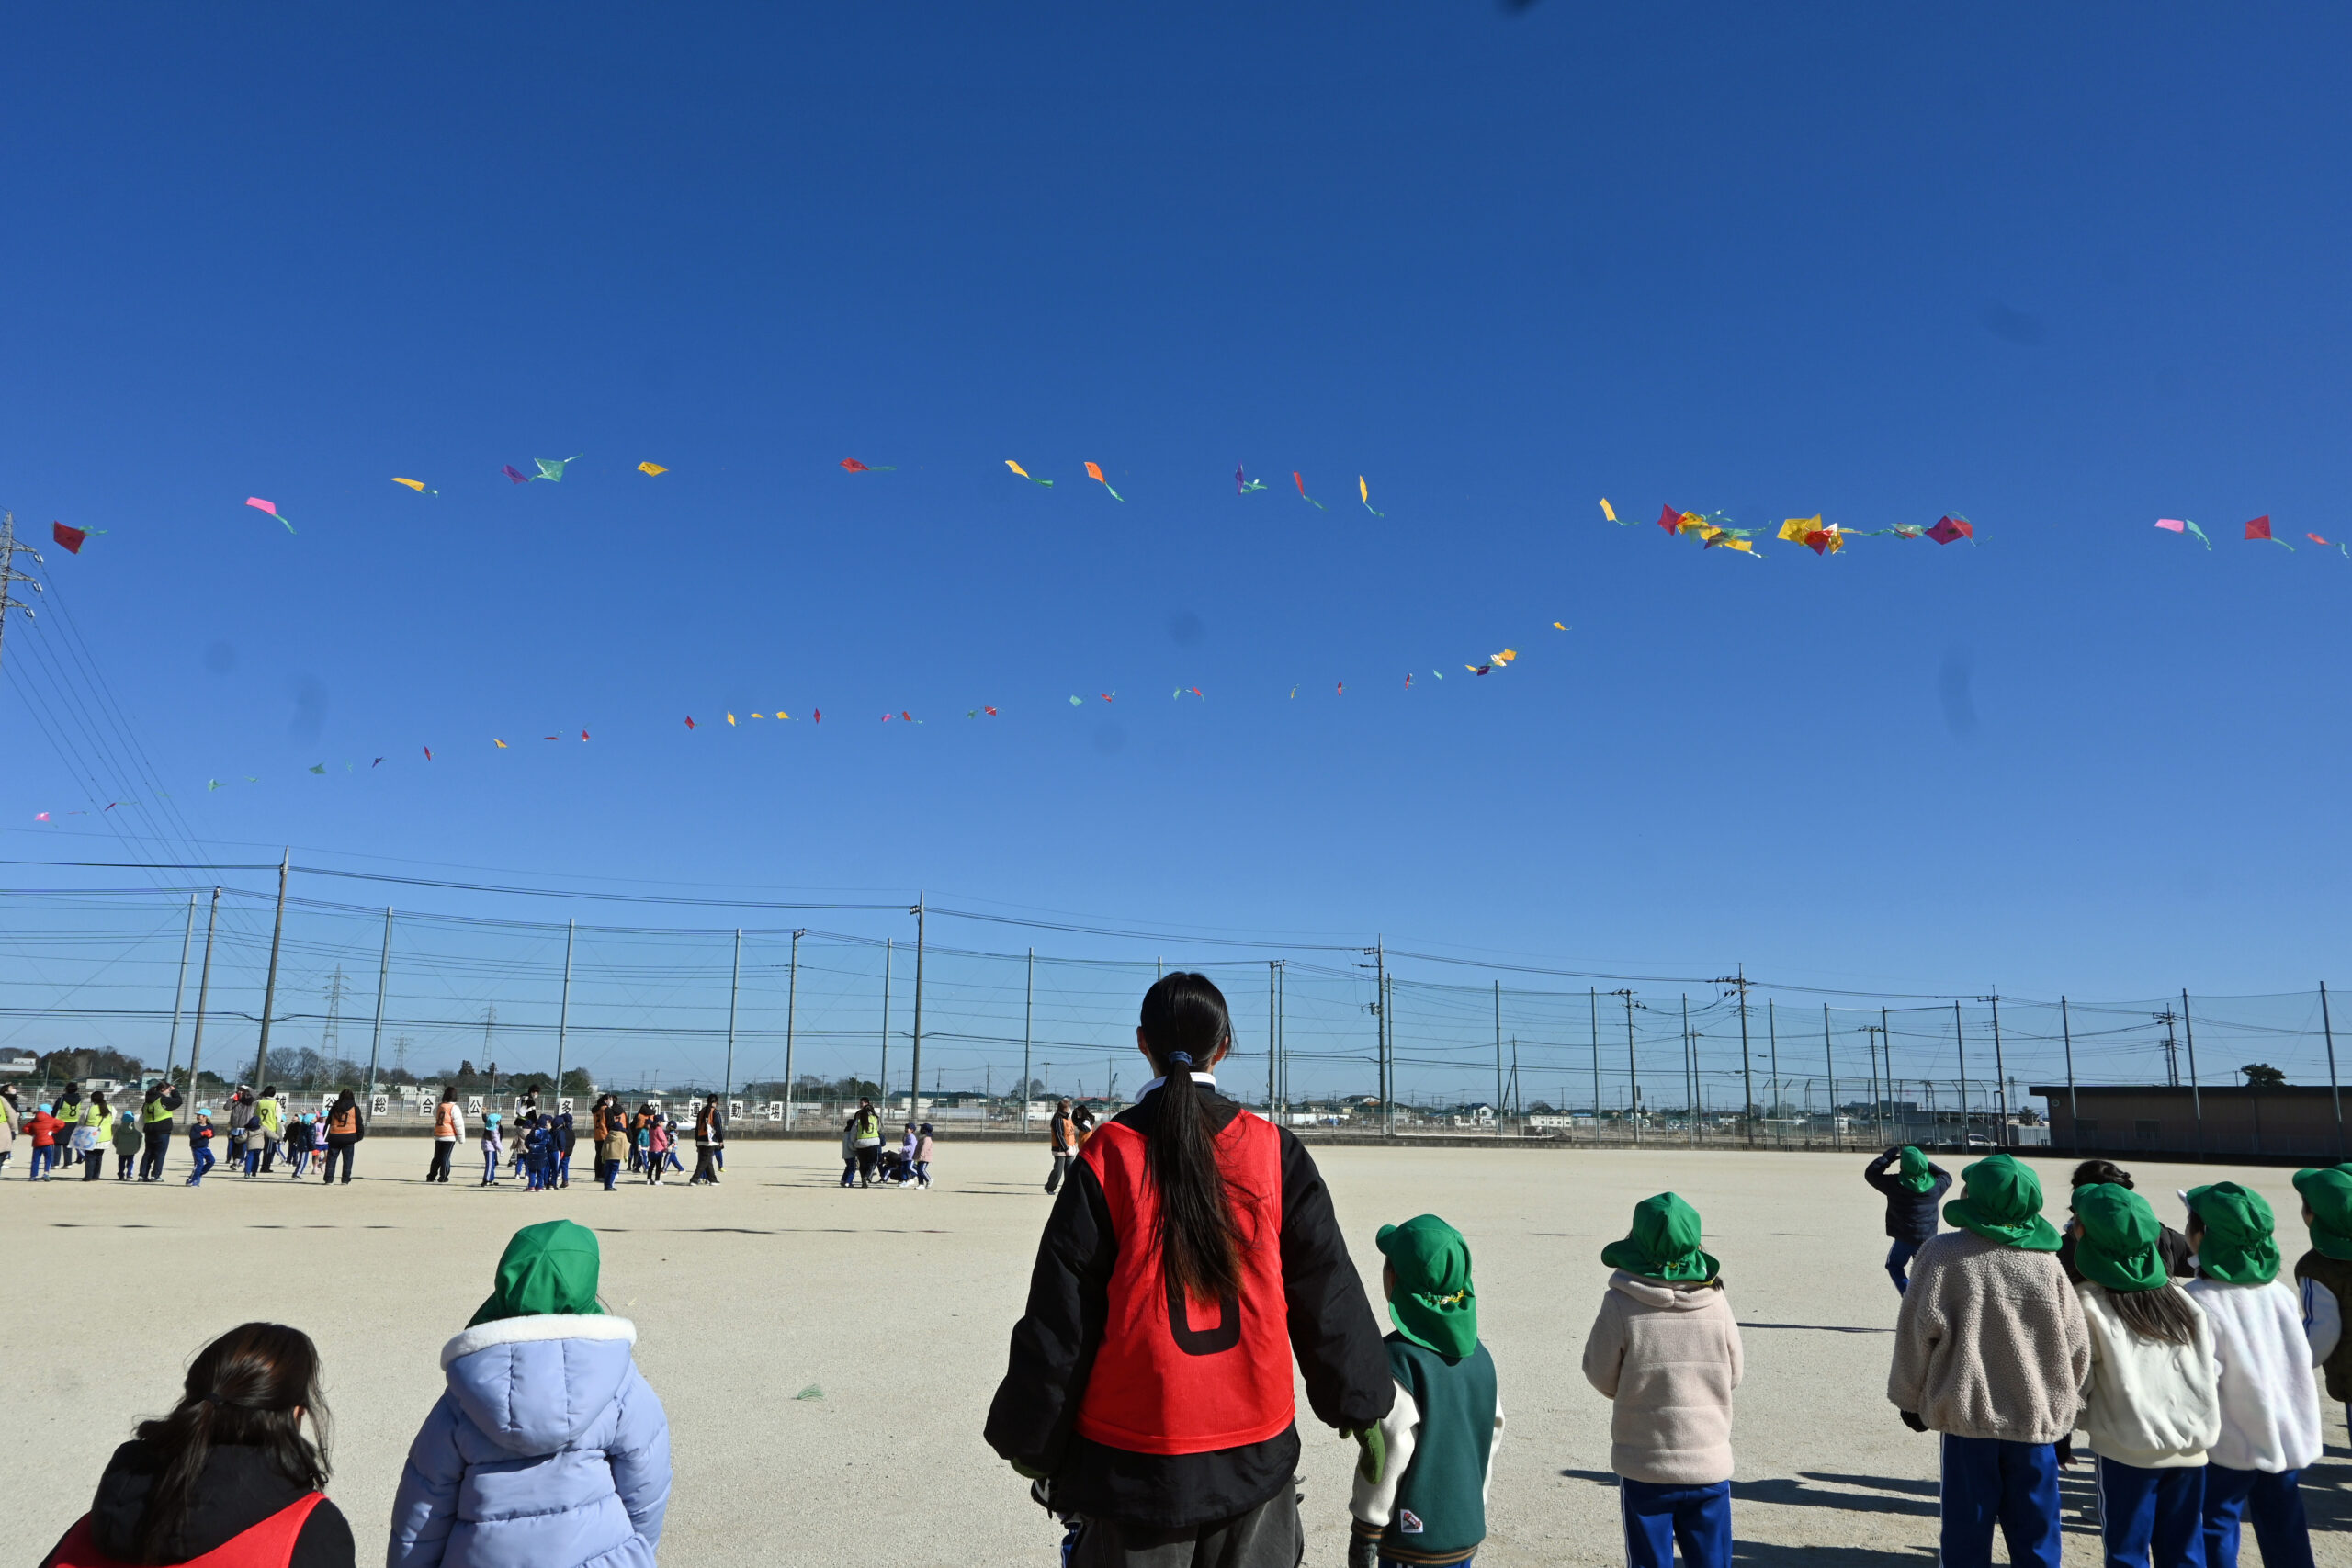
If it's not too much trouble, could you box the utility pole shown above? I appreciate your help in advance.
[187,887,221,1095]
[2060,996,2078,1148]
[1681,995,1696,1146]
[1370,941,1388,1136]
[1617,990,1639,1146]
[879,939,892,1101]
[552,919,573,1100]
[1733,967,1756,1145]
[1494,980,1504,1135]
[910,897,924,1122]
[365,908,392,1103]
[253,849,290,1087]
[724,928,742,1105]
[163,892,196,1082]
[0,512,46,676]
[783,931,803,1127]
[2155,1007,2182,1085]
[1880,1006,1893,1142]
[1822,1004,1840,1151]
[1270,963,1280,1115]
[1589,987,1601,1146]
[2323,983,2344,1159]
[1766,998,1781,1145]
[2182,989,2204,1156]
[1863,1024,1888,1144]
[1987,993,2009,1147]
[1952,1002,1968,1147]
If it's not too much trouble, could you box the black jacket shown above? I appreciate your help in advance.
[44,1440,355,1568]
[984,1086,1393,1529]
[1864,1150,1954,1244]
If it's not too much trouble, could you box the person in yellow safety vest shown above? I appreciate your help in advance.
[139,1080,184,1182]
[71,1090,110,1179]
[254,1085,286,1173]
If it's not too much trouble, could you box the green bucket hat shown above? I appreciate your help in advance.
[2070,1182,2167,1292]
[1896,1145,1936,1193]
[1376,1213,1478,1359]
[1944,1153,2061,1251]
[2292,1165,2352,1262]
[2183,1181,2279,1285]
[469,1219,606,1326]
[1600,1191,1720,1283]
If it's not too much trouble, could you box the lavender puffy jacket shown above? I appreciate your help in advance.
[389,1315,671,1568]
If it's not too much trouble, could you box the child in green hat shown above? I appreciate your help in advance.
[1863,1145,1952,1294]
[1887,1153,2087,1568]
[2182,1181,2319,1568]
[2066,1182,2219,1568]
[1580,1192,1741,1568]
[2290,1165,2352,1429]
[1346,1214,1502,1568]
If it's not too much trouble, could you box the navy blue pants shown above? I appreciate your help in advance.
[2096,1455,2204,1568]
[1939,1435,2062,1568]
[1886,1237,1922,1292]
[2200,1464,2310,1568]
[1619,1477,1730,1568]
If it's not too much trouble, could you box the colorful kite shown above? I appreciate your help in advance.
[1359,477,1384,517]
[423,747,433,761]
[984,706,997,716]
[840,458,895,473]
[534,456,582,483]
[244,498,294,533]
[1236,463,1267,495]
[1084,462,1125,502]
[1925,515,1974,545]
[2245,515,2292,549]
[493,739,508,749]
[727,713,736,725]
[638,462,667,477]
[390,478,436,493]
[1069,695,1082,706]
[1005,460,1052,487]
[308,764,325,774]
[2155,518,2211,549]
[372,758,383,767]
[503,465,531,484]
[51,522,88,553]
[1600,499,1618,523]
[1554,621,1568,630]
[1294,472,1327,510]
[1469,665,1491,676]
[684,716,696,729]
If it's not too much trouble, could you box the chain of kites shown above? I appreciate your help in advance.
[20,452,2304,819]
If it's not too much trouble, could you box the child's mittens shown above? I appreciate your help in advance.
[1898,1410,1928,1434]
[1344,1425,1387,1484]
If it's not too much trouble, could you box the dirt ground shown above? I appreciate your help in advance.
[8,1139,2346,1566]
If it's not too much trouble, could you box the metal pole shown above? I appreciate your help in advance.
[1374,940,1388,1135]
[910,896,924,1122]
[2181,988,2203,1156]
[784,931,802,1127]
[724,928,741,1103]
[187,888,221,1097]
[1016,948,1032,1133]
[1494,981,1504,1135]
[1989,994,2009,1147]
[1953,1002,1968,1147]
[1589,987,1600,1149]
[1270,963,1280,1114]
[1276,961,1287,1111]
[2061,996,2078,1148]
[252,849,290,1087]
[879,938,892,1100]
[1681,995,1695,1147]
[1768,998,1781,1147]
[365,908,392,1103]
[1736,965,1755,1145]
[1824,1004,1840,1150]
[552,918,573,1101]
[2324,987,2342,1161]
[1879,1006,1892,1145]
[163,892,196,1081]
[1624,991,1641,1147]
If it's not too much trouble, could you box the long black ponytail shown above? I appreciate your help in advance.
[1138,972,1250,1303]
[132,1323,329,1563]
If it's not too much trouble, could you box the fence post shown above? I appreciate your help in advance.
[1823,1004,1839,1150]
[2181,989,2204,1157]
[2324,982,2342,1166]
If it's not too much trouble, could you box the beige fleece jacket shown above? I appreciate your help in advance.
[1887,1229,2089,1445]
[1580,1270,1743,1484]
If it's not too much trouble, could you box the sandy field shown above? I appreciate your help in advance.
[8,1139,2346,1566]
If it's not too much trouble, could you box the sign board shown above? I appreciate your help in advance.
[764,1100,784,1122]
[466,1097,484,1115]
[557,1098,574,1114]
[729,1100,744,1120]
[370,1096,389,1117]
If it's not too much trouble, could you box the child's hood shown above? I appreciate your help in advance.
[440,1315,639,1454]
[1606,1268,1725,1311]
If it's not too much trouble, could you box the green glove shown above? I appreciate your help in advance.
[1345,1424,1386,1485]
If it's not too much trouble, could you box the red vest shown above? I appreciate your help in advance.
[49,1494,322,1568]
[1072,1109,1293,1455]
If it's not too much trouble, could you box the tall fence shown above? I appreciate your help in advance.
[0,879,2345,1159]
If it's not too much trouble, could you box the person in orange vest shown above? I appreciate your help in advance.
[986,972,1394,1567]
[38,1320,355,1567]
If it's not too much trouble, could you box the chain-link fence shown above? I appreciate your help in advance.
[2,882,2345,1157]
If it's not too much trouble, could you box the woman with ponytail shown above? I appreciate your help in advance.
[987,972,1393,1568]
[40,1322,354,1568]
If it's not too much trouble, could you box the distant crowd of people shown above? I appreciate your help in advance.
[0,1080,368,1186]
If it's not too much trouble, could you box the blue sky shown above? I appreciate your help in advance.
[4,1,2349,1043]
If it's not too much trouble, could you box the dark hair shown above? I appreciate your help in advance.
[131,1323,329,1563]
[1138,972,1250,1304]
[2072,1159,2134,1190]
[2107,1281,2201,1347]
[262,1085,277,1096]
[330,1090,356,1115]
[440,1086,457,1104]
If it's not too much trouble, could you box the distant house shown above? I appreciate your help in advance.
[0,1051,38,1077]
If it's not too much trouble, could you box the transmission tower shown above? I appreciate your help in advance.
[392,1034,411,1074]
[322,966,349,1057]
[0,513,45,676]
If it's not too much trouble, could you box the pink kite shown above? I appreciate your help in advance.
[51,522,86,554]
[2245,515,2273,541]
[245,498,295,533]
[503,465,532,484]
[1925,515,1973,545]
[2154,519,2186,533]
[684,716,696,729]
[423,747,434,761]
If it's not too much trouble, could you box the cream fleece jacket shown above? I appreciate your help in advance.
[2186,1278,2322,1473]
[1580,1270,1742,1485]
[2076,1283,2220,1469]
[1887,1230,2089,1445]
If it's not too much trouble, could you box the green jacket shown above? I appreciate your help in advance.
[112,1116,142,1151]
[1351,1333,1501,1566]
